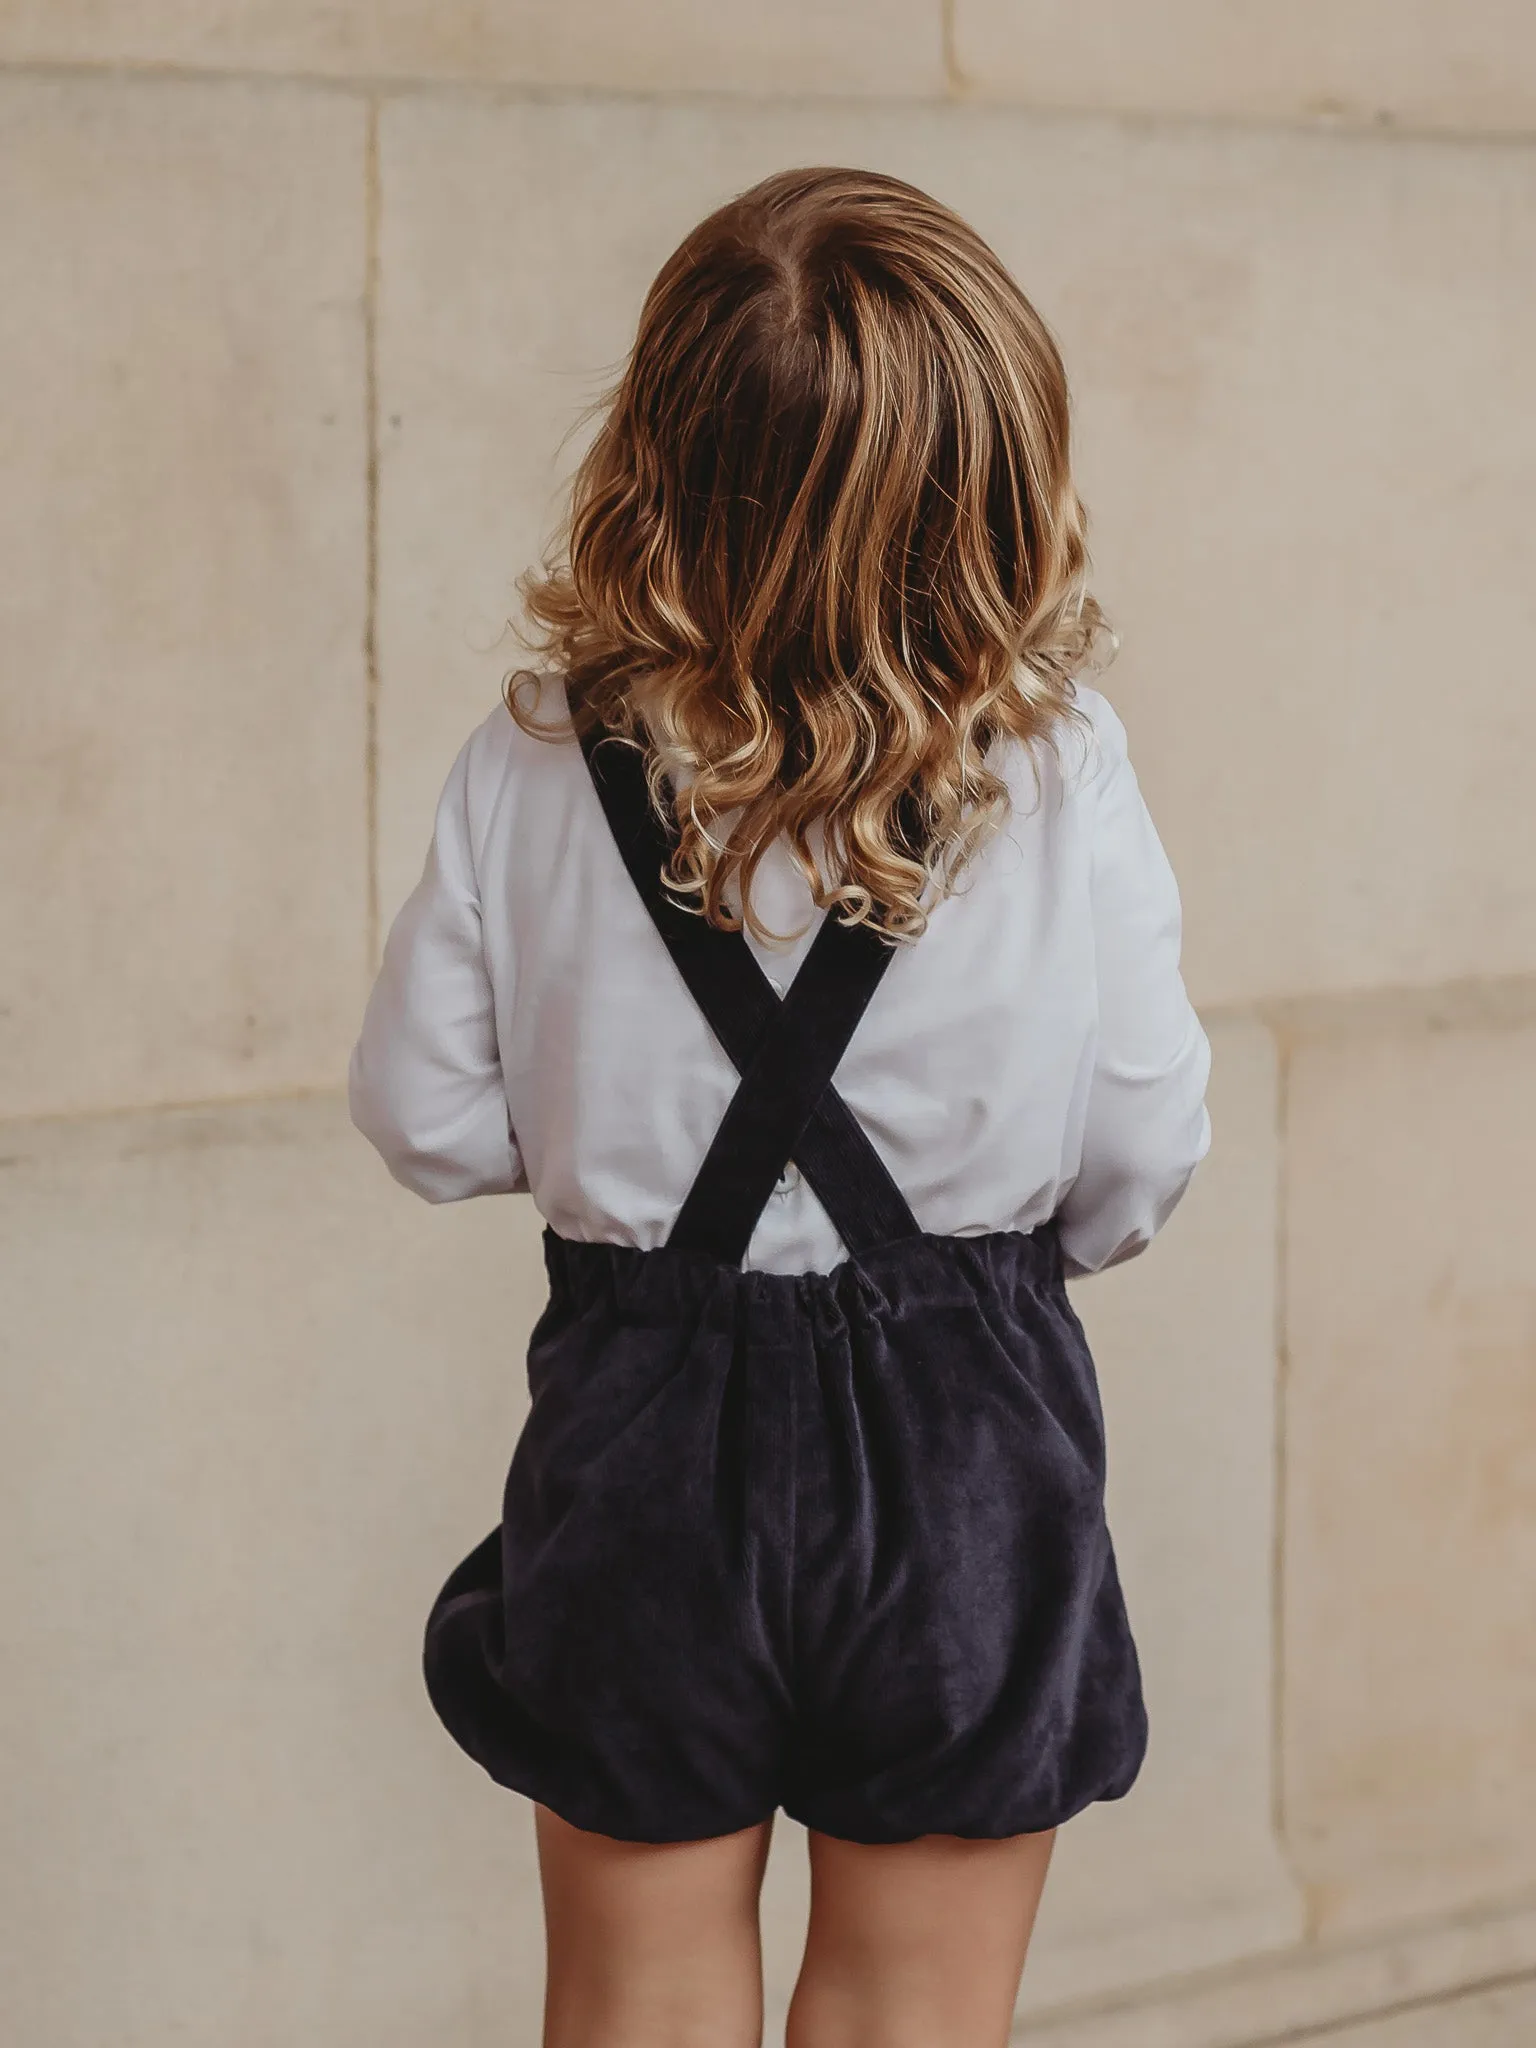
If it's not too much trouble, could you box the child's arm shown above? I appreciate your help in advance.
[349,728,525,1202]
[1058,697,1212,1275]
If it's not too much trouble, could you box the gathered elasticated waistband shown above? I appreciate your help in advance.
[540,1219,1064,1327]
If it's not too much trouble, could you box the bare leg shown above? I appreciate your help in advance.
[786,1828,1056,2048]
[536,1805,775,2048]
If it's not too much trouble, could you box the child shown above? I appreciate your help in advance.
[351,167,1210,2048]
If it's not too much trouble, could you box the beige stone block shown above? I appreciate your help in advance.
[1020,1018,1303,2012]
[987,126,1536,1011]
[1283,1017,1536,1937]
[0,76,369,1116]
[954,1,1536,134]
[376,93,1536,1004]
[0,1096,550,2046]
[0,0,944,98]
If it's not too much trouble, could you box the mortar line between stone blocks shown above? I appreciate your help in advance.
[1269,1028,1312,1933]
[7,56,1536,149]
[363,96,381,970]
[940,0,963,96]
[1223,1962,1536,2048]
[0,1084,350,1137]
[1014,1886,1536,2042]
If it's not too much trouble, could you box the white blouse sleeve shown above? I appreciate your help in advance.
[348,732,525,1203]
[1058,698,1212,1276]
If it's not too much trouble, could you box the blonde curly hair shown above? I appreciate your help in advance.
[511,165,1106,941]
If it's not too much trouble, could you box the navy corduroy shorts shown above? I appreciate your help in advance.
[423,1222,1146,1845]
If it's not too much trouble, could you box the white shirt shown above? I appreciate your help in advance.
[350,674,1211,1277]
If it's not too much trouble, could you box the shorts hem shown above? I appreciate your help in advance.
[466,1751,779,1847]
[459,1754,1133,1848]
[781,1772,1140,1846]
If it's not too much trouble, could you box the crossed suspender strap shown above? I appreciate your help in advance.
[572,690,923,1266]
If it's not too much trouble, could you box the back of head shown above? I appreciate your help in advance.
[518,166,1105,940]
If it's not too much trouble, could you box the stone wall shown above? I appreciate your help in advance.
[3,8,1534,2044]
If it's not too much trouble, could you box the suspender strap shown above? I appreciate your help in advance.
[667,906,903,1263]
[573,693,923,1264]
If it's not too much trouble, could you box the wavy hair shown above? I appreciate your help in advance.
[511,166,1107,940]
